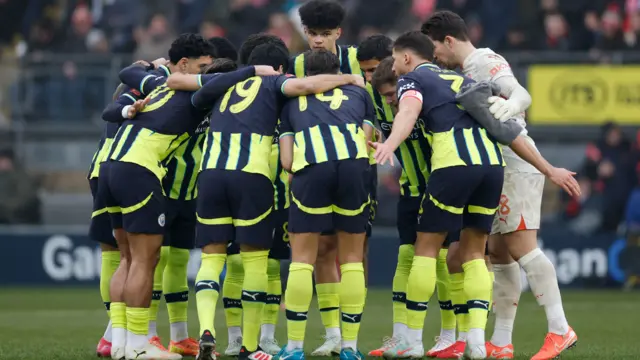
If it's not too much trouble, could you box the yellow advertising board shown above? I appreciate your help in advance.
[528,65,640,125]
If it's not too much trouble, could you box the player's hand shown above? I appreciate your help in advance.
[349,74,366,89]
[127,98,150,118]
[151,57,169,69]
[488,96,519,122]
[369,141,395,166]
[547,167,581,197]
[134,60,150,67]
[254,65,279,76]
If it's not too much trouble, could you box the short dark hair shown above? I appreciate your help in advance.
[304,49,340,76]
[238,33,287,65]
[201,58,238,74]
[248,43,290,72]
[208,36,238,61]
[371,57,396,90]
[357,34,393,62]
[421,10,469,42]
[299,0,345,30]
[393,31,434,62]
[168,33,216,64]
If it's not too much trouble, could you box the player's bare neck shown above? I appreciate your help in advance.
[457,42,477,67]
[166,64,180,74]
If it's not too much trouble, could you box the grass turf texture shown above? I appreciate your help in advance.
[0,288,638,359]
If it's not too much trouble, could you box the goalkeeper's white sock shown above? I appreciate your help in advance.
[490,262,521,347]
[518,248,569,335]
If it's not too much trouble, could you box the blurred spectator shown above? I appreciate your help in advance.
[200,20,226,40]
[543,11,572,50]
[593,6,628,51]
[266,13,306,54]
[583,122,636,231]
[134,14,175,62]
[0,149,41,224]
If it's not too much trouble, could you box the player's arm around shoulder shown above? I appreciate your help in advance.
[118,63,164,95]
[280,73,365,97]
[102,89,141,123]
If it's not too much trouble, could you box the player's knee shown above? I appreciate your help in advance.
[318,236,338,258]
[446,247,463,273]
[502,229,539,261]
[167,247,190,267]
[101,243,118,252]
[267,259,281,281]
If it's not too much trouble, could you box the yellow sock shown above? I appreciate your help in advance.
[100,251,120,318]
[111,302,127,331]
[223,254,244,330]
[262,259,281,327]
[149,246,170,330]
[127,307,149,336]
[339,263,365,345]
[462,259,491,331]
[285,262,314,342]
[406,256,436,331]
[163,247,190,341]
[488,270,495,313]
[392,244,413,329]
[195,253,226,336]
[316,282,340,331]
[450,272,469,335]
[437,249,456,331]
[241,250,269,352]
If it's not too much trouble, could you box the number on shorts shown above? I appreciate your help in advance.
[299,88,349,111]
[219,77,263,114]
[282,221,289,242]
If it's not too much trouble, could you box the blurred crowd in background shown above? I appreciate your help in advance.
[3,0,640,123]
[4,0,640,56]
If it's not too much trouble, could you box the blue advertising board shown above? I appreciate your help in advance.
[0,226,627,287]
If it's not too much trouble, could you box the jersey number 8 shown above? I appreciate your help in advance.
[299,88,348,111]
[219,77,263,114]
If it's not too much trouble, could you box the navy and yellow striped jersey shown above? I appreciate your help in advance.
[163,119,208,201]
[270,120,290,210]
[279,84,375,173]
[88,69,171,180]
[379,118,430,197]
[200,74,291,180]
[107,67,211,181]
[396,63,505,172]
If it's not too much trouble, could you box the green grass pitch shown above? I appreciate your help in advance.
[0,288,638,359]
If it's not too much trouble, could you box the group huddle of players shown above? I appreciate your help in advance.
[88,1,583,360]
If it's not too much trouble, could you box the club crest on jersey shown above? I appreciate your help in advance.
[158,213,165,227]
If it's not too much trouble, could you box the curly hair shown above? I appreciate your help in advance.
[168,33,216,64]
[299,0,346,30]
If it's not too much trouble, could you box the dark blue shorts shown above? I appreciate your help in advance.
[226,208,289,259]
[418,166,504,234]
[89,177,118,248]
[397,195,460,246]
[163,199,196,249]
[320,164,377,237]
[289,159,370,234]
[98,161,166,235]
[196,170,273,250]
